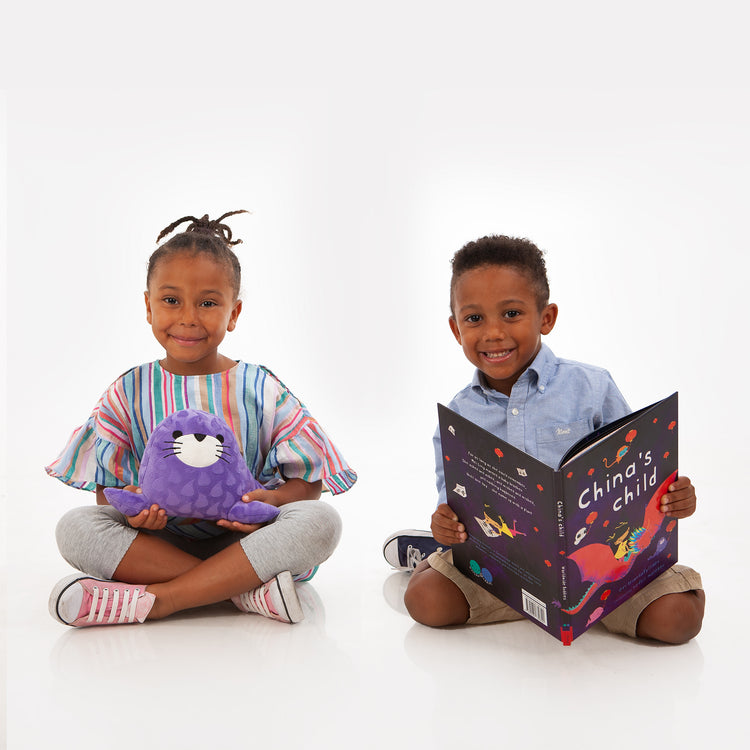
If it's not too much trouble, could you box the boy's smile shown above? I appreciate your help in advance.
[449,265,557,395]
[145,253,242,376]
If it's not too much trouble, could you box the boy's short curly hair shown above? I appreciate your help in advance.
[450,235,550,313]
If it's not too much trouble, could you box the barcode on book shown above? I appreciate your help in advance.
[521,589,548,625]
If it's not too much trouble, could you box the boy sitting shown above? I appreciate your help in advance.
[399,236,704,643]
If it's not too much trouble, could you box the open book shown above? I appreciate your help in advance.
[438,393,679,644]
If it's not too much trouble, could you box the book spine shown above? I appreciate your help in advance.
[553,470,572,643]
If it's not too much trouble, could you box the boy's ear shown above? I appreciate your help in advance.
[448,315,462,344]
[227,299,242,332]
[540,303,558,335]
[144,291,152,324]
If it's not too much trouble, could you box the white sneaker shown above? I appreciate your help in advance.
[231,571,304,623]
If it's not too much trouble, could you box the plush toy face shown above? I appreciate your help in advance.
[104,409,280,524]
[170,431,226,468]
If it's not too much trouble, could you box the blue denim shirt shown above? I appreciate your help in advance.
[434,344,630,506]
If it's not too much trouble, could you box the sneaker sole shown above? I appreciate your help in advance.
[275,571,304,623]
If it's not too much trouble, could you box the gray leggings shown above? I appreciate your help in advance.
[55,500,342,582]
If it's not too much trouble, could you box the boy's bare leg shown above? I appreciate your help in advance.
[635,589,705,644]
[404,559,470,626]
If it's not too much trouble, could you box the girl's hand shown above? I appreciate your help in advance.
[431,503,467,546]
[215,518,268,534]
[122,486,168,530]
[660,475,697,518]
[215,480,322,534]
[240,487,282,507]
[215,487,279,534]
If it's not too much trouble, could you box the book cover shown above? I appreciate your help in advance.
[438,393,679,644]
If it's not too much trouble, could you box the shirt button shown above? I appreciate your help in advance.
[511,408,519,416]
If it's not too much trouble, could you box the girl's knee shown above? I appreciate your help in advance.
[242,500,342,579]
[292,501,342,558]
[312,501,342,542]
[56,506,98,558]
[55,504,133,575]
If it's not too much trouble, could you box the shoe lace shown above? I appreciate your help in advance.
[241,584,277,618]
[88,585,143,624]
[406,545,424,569]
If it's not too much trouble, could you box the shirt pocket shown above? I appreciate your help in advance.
[535,418,593,452]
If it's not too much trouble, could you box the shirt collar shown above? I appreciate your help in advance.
[470,343,557,397]
[529,343,556,391]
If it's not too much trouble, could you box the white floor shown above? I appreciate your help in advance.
[4,12,749,746]
[3,472,746,750]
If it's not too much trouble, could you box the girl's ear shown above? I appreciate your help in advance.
[448,315,462,344]
[540,303,558,335]
[227,299,242,332]
[144,291,153,324]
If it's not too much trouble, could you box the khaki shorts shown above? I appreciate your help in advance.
[428,549,703,638]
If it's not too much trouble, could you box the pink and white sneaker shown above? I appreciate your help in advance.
[49,574,155,627]
[231,571,303,623]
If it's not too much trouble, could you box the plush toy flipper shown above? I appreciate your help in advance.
[104,487,151,517]
[226,500,281,524]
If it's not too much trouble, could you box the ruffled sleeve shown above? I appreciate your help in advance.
[255,369,357,495]
[45,379,140,491]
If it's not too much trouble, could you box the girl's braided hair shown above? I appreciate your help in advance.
[147,210,248,298]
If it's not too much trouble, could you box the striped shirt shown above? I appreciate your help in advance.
[47,360,357,498]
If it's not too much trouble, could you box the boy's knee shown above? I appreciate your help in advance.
[404,572,434,625]
[672,589,705,642]
[404,566,469,627]
[637,589,705,644]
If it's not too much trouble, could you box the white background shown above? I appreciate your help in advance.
[3,2,749,748]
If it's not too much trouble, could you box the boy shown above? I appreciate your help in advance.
[398,235,704,643]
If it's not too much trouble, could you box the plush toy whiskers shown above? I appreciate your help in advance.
[166,429,230,467]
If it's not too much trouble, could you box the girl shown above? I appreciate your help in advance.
[46,210,356,627]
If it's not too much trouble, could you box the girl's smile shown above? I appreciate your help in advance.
[145,252,242,376]
[170,334,207,346]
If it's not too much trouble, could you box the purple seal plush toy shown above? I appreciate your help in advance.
[104,409,281,524]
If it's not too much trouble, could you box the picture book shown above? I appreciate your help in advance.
[438,393,679,645]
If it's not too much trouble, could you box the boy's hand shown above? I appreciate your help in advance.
[431,503,467,545]
[660,476,697,518]
[123,486,168,530]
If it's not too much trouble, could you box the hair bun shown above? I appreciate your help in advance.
[156,210,249,246]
